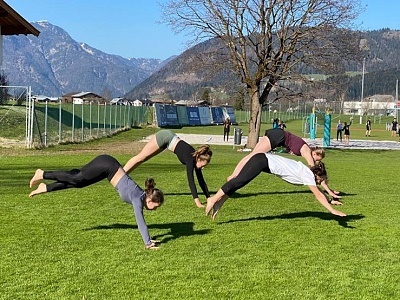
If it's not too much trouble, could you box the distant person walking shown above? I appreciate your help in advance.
[336,120,343,142]
[223,117,231,141]
[365,117,372,137]
[391,118,398,137]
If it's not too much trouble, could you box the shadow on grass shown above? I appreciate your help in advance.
[230,190,358,198]
[332,191,357,197]
[164,190,314,197]
[218,211,365,229]
[83,222,211,244]
[164,190,358,199]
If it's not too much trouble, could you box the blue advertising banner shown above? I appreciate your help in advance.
[154,103,166,127]
[211,107,225,124]
[176,105,189,125]
[187,107,201,125]
[154,104,179,127]
[198,107,212,125]
[155,104,236,127]
[223,106,237,124]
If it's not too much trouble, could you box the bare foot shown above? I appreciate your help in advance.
[205,198,216,216]
[211,205,219,221]
[30,169,44,188]
[211,196,228,220]
[29,183,47,198]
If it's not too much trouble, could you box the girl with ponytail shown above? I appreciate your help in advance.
[29,154,164,250]
[206,153,346,221]
[124,130,212,208]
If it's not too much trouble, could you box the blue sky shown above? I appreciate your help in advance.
[5,0,400,60]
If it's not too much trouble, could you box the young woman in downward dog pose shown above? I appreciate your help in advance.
[124,129,212,208]
[29,154,164,250]
[206,152,346,220]
[228,128,320,181]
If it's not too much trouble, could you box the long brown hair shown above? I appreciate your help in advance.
[144,178,164,204]
[310,162,328,184]
[192,144,212,163]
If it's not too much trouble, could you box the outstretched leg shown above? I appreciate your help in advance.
[29,155,120,197]
[228,136,271,180]
[30,169,44,188]
[207,153,270,220]
[123,135,164,174]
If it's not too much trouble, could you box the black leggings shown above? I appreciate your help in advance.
[222,153,271,196]
[43,155,121,192]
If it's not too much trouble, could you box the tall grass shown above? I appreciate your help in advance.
[1,129,399,299]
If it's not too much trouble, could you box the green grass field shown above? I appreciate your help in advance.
[1,128,399,299]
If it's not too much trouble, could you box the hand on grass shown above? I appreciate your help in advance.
[331,209,346,217]
[330,199,343,205]
[145,242,159,250]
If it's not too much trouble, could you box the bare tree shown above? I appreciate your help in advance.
[162,0,363,147]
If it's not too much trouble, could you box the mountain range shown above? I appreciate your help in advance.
[3,21,400,102]
[2,21,171,98]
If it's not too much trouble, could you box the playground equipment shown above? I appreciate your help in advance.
[304,106,332,146]
[309,107,316,140]
[323,111,331,147]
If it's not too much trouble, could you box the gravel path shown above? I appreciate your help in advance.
[140,133,400,150]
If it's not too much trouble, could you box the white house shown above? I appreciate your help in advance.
[132,99,143,106]
[343,95,397,116]
[33,95,60,103]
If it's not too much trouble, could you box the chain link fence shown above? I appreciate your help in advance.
[0,86,152,148]
[29,100,151,148]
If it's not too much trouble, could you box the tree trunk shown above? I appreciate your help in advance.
[246,86,262,148]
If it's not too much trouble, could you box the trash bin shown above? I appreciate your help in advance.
[234,127,243,145]
[305,122,310,134]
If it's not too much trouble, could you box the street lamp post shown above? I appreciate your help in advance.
[396,79,399,120]
[359,57,366,124]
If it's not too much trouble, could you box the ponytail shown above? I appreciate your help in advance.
[144,178,164,204]
[192,144,213,163]
[310,162,328,184]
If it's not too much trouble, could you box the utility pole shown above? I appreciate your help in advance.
[396,79,398,120]
[359,57,365,124]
